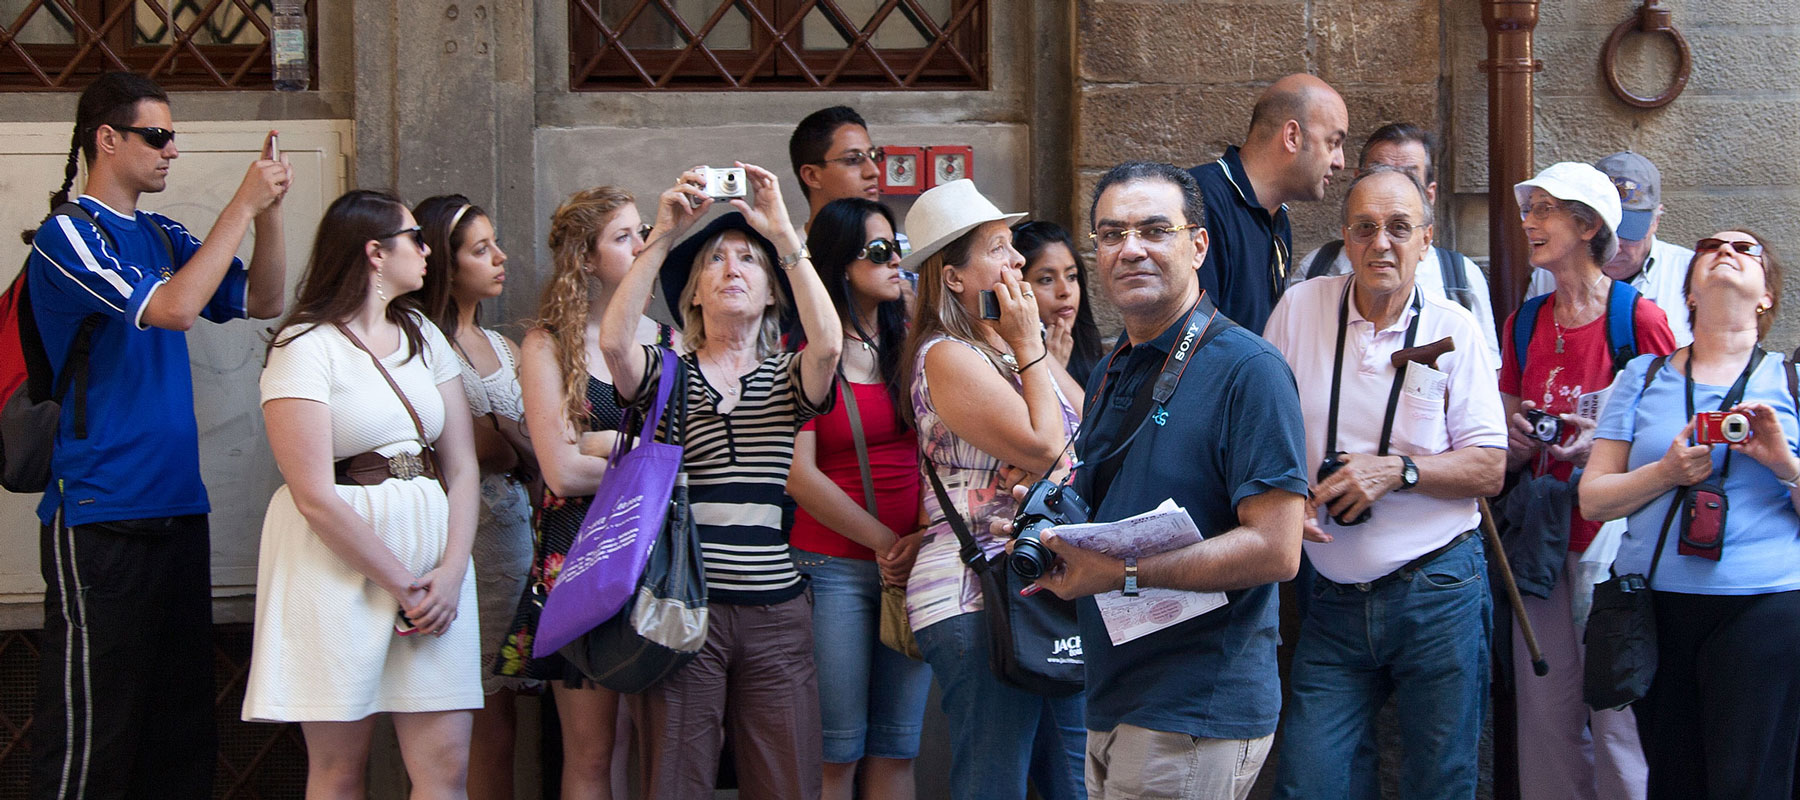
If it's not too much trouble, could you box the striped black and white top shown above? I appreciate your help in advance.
[625,345,833,605]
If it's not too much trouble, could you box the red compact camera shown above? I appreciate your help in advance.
[1694,410,1752,445]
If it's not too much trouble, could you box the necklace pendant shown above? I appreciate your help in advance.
[1555,336,1565,354]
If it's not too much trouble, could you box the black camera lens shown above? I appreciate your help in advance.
[1011,527,1053,580]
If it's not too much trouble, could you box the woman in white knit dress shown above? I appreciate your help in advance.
[243,189,482,798]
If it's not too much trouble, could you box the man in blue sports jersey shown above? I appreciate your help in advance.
[25,72,290,800]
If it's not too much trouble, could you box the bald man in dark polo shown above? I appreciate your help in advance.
[1188,74,1348,333]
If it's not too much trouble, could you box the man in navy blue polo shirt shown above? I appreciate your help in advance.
[1029,161,1308,800]
[1188,73,1347,333]
[25,72,290,799]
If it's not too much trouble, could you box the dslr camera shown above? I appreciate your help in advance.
[1694,410,1752,445]
[1011,480,1089,580]
[1315,452,1372,526]
[1524,408,1564,444]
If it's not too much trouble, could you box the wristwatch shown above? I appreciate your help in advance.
[779,245,811,270]
[1397,455,1419,491]
[1122,557,1140,597]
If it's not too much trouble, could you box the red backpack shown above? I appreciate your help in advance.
[1,202,168,492]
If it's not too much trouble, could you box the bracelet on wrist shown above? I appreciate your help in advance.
[1012,350,1049,375]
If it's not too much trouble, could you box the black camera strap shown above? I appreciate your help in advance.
[1324,280,1423,459]
[1076,292,1230,503]
[1681,345,1765,483]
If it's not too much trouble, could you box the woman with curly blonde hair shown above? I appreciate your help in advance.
[492,186,675,799]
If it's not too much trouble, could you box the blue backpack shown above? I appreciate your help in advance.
[1512,280,1642,376]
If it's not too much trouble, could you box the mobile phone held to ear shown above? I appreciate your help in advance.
[979,290,1001,320]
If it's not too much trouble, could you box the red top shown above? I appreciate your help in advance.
[1500,293,1676,551]
[790,379,923,560]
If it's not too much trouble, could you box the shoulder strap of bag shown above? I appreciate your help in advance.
[1513,293,1549,374]
[1605,280,1642,374]
[335,323,448,492]
[924,461,988,572]
[1638,352,1679,587]
[1787,349,1798,413]
[838,368,879,516]
[1435,245,1476,312]
[1305,240,1344,280]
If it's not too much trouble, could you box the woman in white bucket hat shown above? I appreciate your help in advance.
[893,179,1089,800]
[1499,162,1675,800]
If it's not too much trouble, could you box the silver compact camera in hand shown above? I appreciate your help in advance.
[691,166,748,207]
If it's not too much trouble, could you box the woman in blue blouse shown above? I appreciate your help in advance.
[1583,229,1800,800]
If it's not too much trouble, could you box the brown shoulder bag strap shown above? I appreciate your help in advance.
[837,367,879,516]
[335,323,449,493]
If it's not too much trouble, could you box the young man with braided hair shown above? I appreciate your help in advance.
[24,71,290,799]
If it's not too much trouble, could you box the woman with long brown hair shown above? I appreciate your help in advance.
[414,193,537,800]
[896,179,1085,800]
[243,189,481,797]
[491,186,674,799]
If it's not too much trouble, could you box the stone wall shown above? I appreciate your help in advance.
[1074,0,1445,331]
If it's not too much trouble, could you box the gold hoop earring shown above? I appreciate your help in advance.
[1757,305,1769,315]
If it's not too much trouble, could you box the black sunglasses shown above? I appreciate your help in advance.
[857,238,899,264]
[114,125,176,149]
[377,225,425,250]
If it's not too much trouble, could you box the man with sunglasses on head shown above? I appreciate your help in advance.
[1526,151,1695,346]
[23,71,290,800]
[1186,73,1348,334]
[1261,166,1507,800]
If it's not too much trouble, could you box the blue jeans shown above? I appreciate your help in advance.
[915,609,1088,800]
[793,550,933,763]
[1272,533,1492,800]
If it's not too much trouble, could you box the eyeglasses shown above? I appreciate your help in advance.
[857,238,899,264]
[1519,200,1567,221]
[115,125,175,149]
[813,148,885,168]
[377,225,425,250]
[1696,237,1765,259]
[1088,223,1199,248]
[1346,220,1419,243]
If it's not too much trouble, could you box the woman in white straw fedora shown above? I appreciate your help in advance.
[895,179,1087,800]
[1499,162,1675,800]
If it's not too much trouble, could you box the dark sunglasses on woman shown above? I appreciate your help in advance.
[377,225,425,250]
[1696,237,1765,258]
[857,238,899,264]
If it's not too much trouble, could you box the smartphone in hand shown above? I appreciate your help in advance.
[979,290,1001,320]
[394,609,419,636]
[266,132,280,161]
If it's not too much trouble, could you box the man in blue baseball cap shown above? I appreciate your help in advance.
[1525,151,1694,345]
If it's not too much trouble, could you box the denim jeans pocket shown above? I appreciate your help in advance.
[1419,569,1480,590]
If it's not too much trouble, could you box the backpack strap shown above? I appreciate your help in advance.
[1435,245,1476,312]
[1605,280,1642,374]
[35,202,126,440]
[1305,239,1344,280]
[1512,293,1550,374]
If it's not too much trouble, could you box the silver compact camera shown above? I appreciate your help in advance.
[692,166,748,207]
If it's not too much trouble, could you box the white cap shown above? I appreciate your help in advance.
[1514,162,1623,262]
[900,179,1027,271]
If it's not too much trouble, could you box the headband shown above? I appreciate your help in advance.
[447,204,474,238]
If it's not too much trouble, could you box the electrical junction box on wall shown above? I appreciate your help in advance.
[880,146,925,195]
[927,145,973,187]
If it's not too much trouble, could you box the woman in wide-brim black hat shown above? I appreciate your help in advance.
[599,162,841,798]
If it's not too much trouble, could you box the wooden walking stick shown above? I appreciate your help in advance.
[1480,496,1549,676]
[1389,336,1548,676]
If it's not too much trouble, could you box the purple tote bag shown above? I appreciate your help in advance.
[533,347,684,658]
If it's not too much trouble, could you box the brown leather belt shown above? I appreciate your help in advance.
[334,448,439,486]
